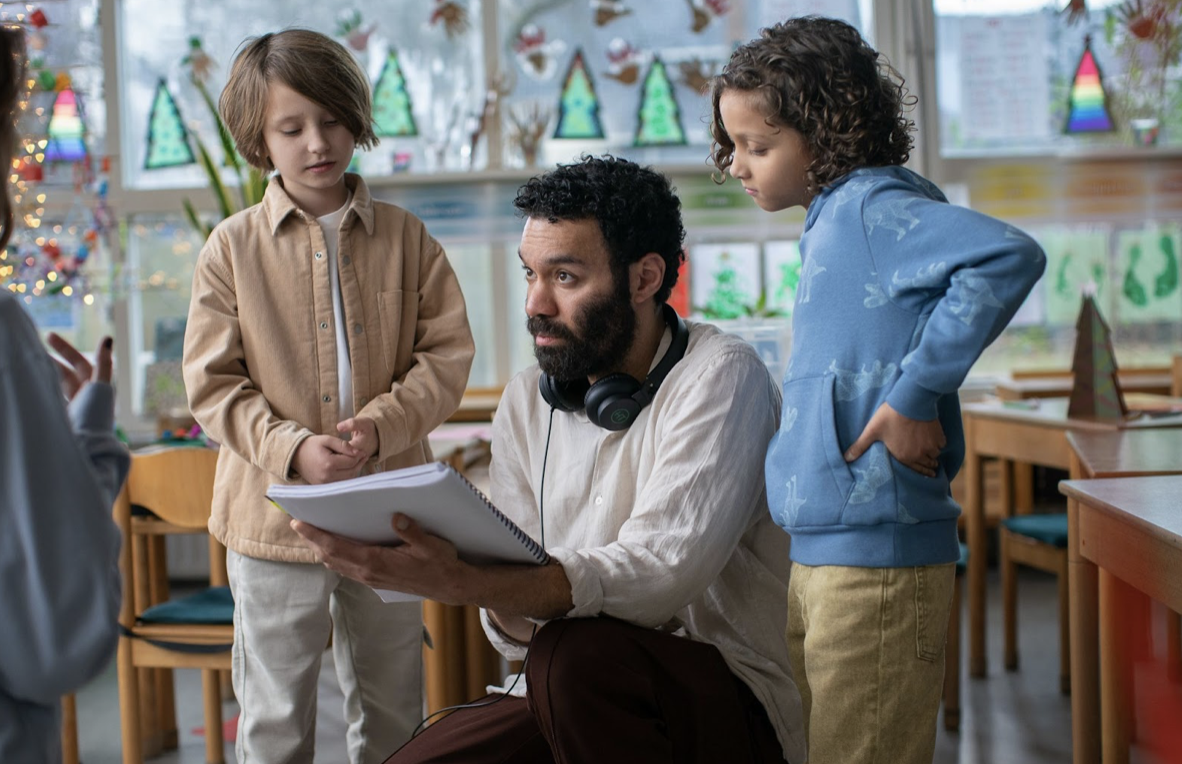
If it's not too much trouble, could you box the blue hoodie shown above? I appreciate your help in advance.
[765,167,1046,568]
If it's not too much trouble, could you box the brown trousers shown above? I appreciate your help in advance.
[385,617,788,764]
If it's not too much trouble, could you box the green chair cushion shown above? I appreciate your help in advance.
[1001,513,1069,548]
[139,585,234,625]
[956,541,969,571]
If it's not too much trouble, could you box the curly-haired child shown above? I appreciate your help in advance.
[710,16,1046,764]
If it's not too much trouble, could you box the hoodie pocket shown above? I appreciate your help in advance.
[765,374,856,529]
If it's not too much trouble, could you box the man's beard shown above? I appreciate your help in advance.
[527,277,637,381]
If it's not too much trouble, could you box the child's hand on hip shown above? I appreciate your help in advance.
[844,402,946,477]
[337,416,379,459]
[293,434,366,484]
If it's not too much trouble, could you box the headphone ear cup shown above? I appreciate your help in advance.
[538,373,586,413]
[584,373,642,431]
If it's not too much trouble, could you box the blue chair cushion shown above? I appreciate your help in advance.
[139,585,234,625]
[1001,513,1069,548]
[956,542,969,571]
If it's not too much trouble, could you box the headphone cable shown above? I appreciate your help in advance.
[398,404,558,745]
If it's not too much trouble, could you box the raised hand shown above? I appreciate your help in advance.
[47,334,113,402]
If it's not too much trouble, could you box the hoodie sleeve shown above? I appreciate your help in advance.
[0,296,127,704]
[864,187,1047,421]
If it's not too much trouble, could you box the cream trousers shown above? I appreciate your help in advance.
[227,550,424,764]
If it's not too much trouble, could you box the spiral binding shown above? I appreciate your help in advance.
[446,465,550,564]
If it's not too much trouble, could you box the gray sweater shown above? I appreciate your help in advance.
[0,291,128,763]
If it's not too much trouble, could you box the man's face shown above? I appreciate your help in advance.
[519,217,637,380]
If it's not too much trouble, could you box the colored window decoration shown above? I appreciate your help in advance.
[43,88,88,163]
[144,79,197,170]
[1064,36,1115,133]
[633,56,686,146]
[373,49,418,137]
[553,49,605,139]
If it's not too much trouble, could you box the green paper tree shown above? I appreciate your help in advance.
[775,261,801,306]
[553,49,605,139]
[634,56,686,146]
[373,50,418,137]
[703,255,747,319]
[1067,294,1127,419]
[144,79,196,170]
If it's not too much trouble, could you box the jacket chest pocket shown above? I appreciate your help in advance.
[376,290,417,378]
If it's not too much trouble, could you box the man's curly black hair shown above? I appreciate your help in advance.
[708,16,916,194]
[513,155,686,304]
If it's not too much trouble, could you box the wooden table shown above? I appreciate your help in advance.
[1065,430,1182,764]
[424,424,501,715]
[447,388,502,423]
[961,397,1182,679]
[1059,475,1182,764]
[994,371,1173,401]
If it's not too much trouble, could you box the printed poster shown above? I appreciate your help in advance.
[1036,228,1114,326]
[1114,225,1182,323]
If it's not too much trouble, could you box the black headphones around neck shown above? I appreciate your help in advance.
[538,303,689,431]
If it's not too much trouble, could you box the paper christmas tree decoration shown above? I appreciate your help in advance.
[373,50,418,137]
[44,88,88,163]
[144,79,196,170]
[1064,36,1115,134]
[703,252,747,319]
[634,56,686,146]
[553,49,605,139]
[1068,293,1127,419]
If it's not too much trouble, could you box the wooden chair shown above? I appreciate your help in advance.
[1000,513,1071,694]
[943,542,968,731]
[423,437,503,715]
[114,446,233,764]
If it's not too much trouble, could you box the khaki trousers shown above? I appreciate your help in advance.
[786,562,955,764]
[227,550,424,764]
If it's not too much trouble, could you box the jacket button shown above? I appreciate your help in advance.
[353,324,363,335]
[322,395,331,403]
[314,251,324,259]
[319,321,328,329]
[342,256,351,266]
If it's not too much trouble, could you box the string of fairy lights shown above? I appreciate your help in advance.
[1,0,106,307]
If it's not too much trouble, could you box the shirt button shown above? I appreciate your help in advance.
[314,251,324,260]
[319,321,328,329]
[322,395,331,403]
[594,496,603,506]
[342,256,351,265]
[353,324,363,335]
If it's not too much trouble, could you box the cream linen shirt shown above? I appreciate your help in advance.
[183,174,475,562]
[482,321,806,763]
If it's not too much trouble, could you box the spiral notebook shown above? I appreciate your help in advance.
[267,462,548,603]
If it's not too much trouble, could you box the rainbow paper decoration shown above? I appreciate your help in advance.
[44,88,88,163]
[1065,37,1114,134]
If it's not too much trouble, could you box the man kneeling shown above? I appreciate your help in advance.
[295,155,805,764]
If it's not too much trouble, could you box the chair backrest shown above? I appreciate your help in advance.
[113,446,224,613]
[123,446,219,530]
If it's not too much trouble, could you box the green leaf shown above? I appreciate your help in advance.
[182,199,212,241]
[192,132,235,221]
